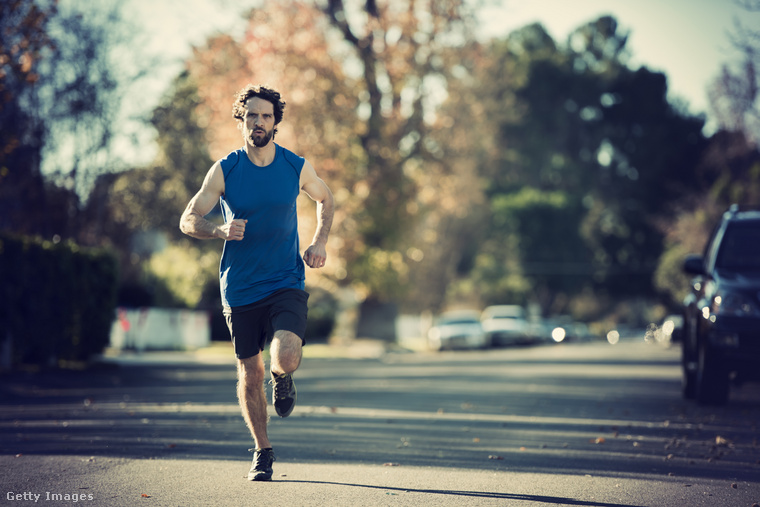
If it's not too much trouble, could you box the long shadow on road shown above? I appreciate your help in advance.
[280,480,645,507]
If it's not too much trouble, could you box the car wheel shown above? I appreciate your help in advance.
[695,341,729,406]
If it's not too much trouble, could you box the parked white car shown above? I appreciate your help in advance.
[480,305,531,346]
[428,310,488,351]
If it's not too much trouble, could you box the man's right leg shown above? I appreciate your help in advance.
[237,354,275,480]
[237,354,270,447]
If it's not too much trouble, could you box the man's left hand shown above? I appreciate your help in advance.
[303,243,327,269]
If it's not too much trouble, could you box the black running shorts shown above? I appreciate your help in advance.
[223,288,309,359]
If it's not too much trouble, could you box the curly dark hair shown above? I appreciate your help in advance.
[232,84,286,126]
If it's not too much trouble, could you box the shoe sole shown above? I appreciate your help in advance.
[275,395,295,417]
[274,379,296,418]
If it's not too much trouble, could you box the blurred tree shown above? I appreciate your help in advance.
[0,0,54,151]
[106,71,214,239]
[403,33,506,313]
[468,17,706,316]
[478,188,590,311]
[320,0,474,249]
[709,57,758,141]
[319,0,486,311]
[709,0,759,143]
[146,242,220,308]
[38,0,145,205]
[654,1,760,309]
[0,0,58,236]
[581,63,705,298]
[1,0,151,245]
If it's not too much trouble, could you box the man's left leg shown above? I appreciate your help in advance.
[270,330,302,417]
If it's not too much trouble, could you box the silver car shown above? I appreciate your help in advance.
[428,310,488,351]
[481,305,531,346]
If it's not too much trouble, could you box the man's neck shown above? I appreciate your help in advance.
[244,141,276,167]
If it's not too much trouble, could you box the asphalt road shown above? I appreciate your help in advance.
[1,337,759,507]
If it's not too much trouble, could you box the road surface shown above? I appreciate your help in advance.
[1,337,758,506]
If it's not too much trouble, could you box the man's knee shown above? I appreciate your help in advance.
[274,329,302,348]
[271,330,302,373]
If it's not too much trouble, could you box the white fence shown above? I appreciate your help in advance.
[110,308,211,351]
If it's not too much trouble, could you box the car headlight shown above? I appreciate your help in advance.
[711,291,760,316]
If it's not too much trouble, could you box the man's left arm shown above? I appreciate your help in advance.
[300,160,334,269]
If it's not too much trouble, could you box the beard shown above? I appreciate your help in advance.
[249,127,274,147]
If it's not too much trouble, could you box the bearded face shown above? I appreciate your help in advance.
[242,97,277,148]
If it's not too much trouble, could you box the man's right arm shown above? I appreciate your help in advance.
[179,161,247,241]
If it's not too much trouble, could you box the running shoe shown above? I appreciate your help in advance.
[271,372,297,417]
[248,448,275,481]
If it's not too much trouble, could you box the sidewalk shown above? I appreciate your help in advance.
[100,338,409,365]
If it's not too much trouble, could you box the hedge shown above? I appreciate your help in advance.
[0,233,118,366]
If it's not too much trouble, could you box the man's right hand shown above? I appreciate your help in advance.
[219,218,248,241]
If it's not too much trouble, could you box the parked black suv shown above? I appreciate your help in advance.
[682,204,760,405]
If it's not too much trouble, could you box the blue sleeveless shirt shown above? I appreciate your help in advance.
[218,144,305,308]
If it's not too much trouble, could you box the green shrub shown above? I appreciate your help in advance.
[0,233,118,366]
